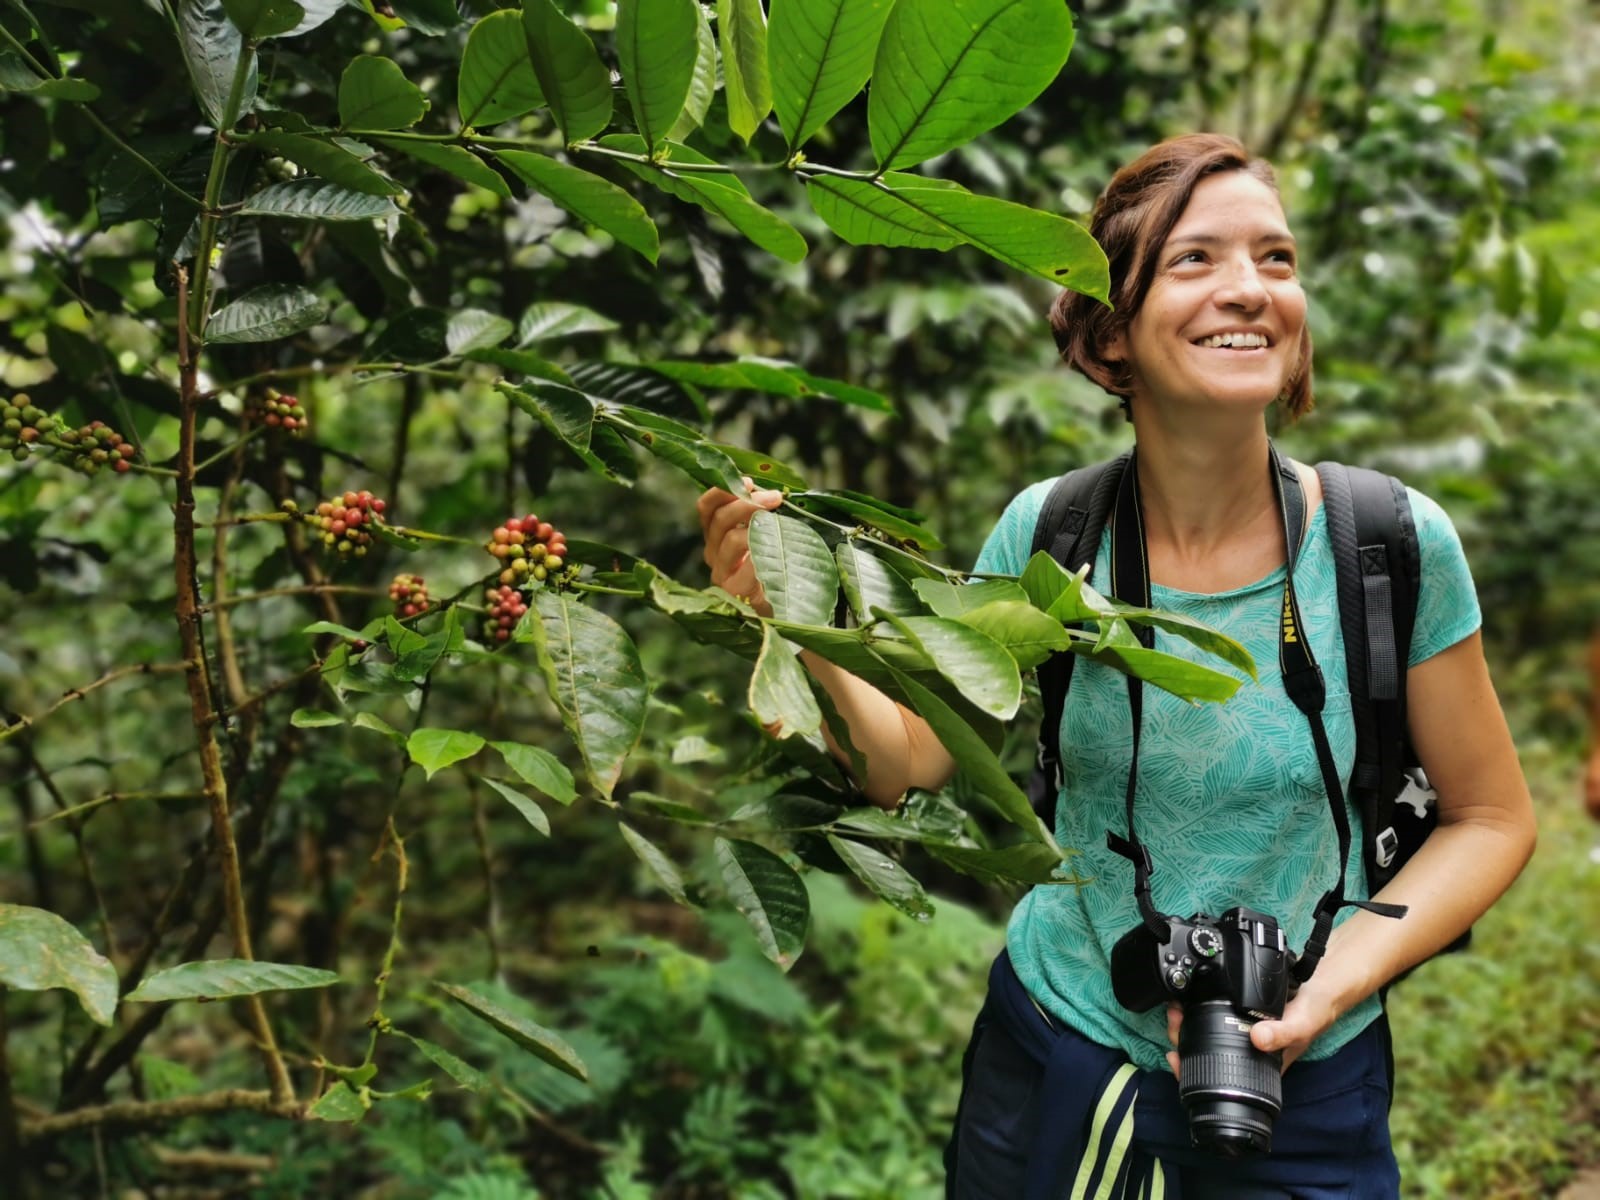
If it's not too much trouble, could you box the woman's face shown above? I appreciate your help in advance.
[1109,171,1306,418]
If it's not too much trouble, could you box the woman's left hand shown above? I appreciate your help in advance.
[1164,984,1340,1079]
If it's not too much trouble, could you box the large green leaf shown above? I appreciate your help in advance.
[406,728,487,780]
[221,0,303,39]
[598,136,807,263]
[610,420,743,492]
[747,510,840,626]
[926,841,1084,886]
[718,0,772,142]
[480,776,550,836]
[616,0,699,152]
[249,130,402,195]
[666,2,717,141]
[491,740,577,804]
[956,600,1072,669]
[836,539,923,623]
[708,443,809,491]
[446,308,514,355]
[496,150,660,264]
[827,836,933,919]
[1100,603,1256,679]
[714,838,809,968]
[1071,635,1244,704]
[749,624,823,740]
[516,591,647,799]
[125,959,341,1002]
[913,577,1029,617]
[789,490,944,550]
[436,982,587,1081]
[618,822,692,906]
[0,63,99,101]
[867,0,1074,171]
[458,8,545,129]
[375,137,510,197]
[878,612,1021,720]
[176,0,257,127]
[0,904,117,1025]
[804,174,961,250]
[521,0,612,145]
[206,283,327,344]
[238,179,399,221]
[503,381,632,483]
[518,302,618,345]
[768,0,894,149]
[338,54,428,130]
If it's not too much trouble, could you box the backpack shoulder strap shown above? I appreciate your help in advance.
[1027,451,1131,818]
[1316,462,1421,885]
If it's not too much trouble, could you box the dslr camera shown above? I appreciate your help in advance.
[1110,905,1295,1157]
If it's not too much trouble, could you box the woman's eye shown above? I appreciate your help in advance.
[1267,250,1297,268]
[1173,251,1206,265]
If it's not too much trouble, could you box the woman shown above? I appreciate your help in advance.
[696,134,1535,1197]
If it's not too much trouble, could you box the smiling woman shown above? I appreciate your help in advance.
[695,133,1536,1198]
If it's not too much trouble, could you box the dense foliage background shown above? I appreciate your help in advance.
[1,1,1596,1197]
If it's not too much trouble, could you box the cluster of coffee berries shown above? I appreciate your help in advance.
[254,388,308,435]
[281,490,387,558]
[2,395,136,474]
[485,513,571,587]
[483,584,529,643]
[389,573,431,618]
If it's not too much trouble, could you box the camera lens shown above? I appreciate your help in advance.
[1177,999,1283,1157]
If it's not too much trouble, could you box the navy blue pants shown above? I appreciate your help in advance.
[945,952,1401,1199]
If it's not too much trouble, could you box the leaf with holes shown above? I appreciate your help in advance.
[207,284,328,344]
[437,982,587,1081]
[769,0,893,149]
[125,959,341,1002]
[339,54,428,130]
[715,838,809,968]
[459,8,544,128]
[747,511,839,626]
[827,836,933,919]
[516,592,646,799]
[0,904,117,1025]
[497,150,659,264]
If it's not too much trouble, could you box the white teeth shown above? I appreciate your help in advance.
[1198,332,1268,349]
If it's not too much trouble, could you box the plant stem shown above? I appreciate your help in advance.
[18,1090,303,1145]
[30,790,206,830]
[361,816,408,1068]
[200,584,382,613]
[194,425,265,474]
[186,42,257,344]
[0,662,192,744]
[204,361,406,398]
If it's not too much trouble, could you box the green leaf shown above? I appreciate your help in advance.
[459,8,545,129]
[516,591,647,799]
[290,707,344,728]
[437,982,588,1081]
[446,308,514,355]
[495,150,659,264]
[124,959,341,1002]
[339,55,428,130]
[955,600,1071,669]
[789,491,943,550]
[667,3,717,141]
[868,0,1074,171]
[1072,637,1244,705]
[378,137,511,197]
[925,841,1082,886]
[646,358,879,416]
[221,0,304,39]
[282,0,342,36]
[353,711,407,746]
[749,625,823,739]
[398,1032,488,1091]
[521,0,613,145]
[769,0,894,149]
[480,776,550,836]
[302,619,370,640]
[249,130,402,195]
[388,0,460,35]
[714,837,809,969]
[518,302,618,345]
[913,577,1028,617]
[827,836,933,919]
[616,0,699,152]
[613,422,744,492]
[805,174,961,250]
[491,741,577,805]
[1020,550,1091,614]
[618,822,692,905]
[718,0,773,142]
[1101,603,1255,679]
[708,443,809,491]
[176,0,257,128]
[206,283,328,344]
[468,347,571,384]
[1534,250,1566,336]
[503,381,632,483]
[0,904,117,1025]
[0,68,99,101]
[836,539,923,623]
[308,1081,370,1122]
[877,612,1021,720]
[406,728,487,780]
[599,136,807,263]
[239,179,399,221]
[747,510,840,626]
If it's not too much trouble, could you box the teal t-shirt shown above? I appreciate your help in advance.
[973,478,1482,1071]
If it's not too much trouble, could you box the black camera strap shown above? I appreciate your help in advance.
[1104,443,1407,984]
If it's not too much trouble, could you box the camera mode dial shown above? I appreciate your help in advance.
[1189,927,1223,958]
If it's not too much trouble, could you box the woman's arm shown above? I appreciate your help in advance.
[1248,631,1537,1067]
[696,483,957,808]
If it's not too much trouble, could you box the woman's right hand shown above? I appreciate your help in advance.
[696,478,783,617]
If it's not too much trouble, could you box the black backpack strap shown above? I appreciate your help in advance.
[1317,463,1421,890]
[1027,451,1131,820]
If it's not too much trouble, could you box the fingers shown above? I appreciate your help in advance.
[698,479,782,588]
[1166,1050,1180,1081]
[1166,1002,1182,1049]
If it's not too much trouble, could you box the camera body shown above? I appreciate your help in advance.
[1110,905,1297,1157]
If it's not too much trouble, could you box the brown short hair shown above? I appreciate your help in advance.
[1049,133,1314,420]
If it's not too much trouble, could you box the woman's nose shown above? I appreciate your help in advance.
[1214,259,1270,310]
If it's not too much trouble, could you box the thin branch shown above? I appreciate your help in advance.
[200,584,382,613]
[18,747,116,957]
[0,662,191,744]
[361,816,408,1068]
[18,1090,303,1145]
[29,789,206,830]
[200,361,406,400]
